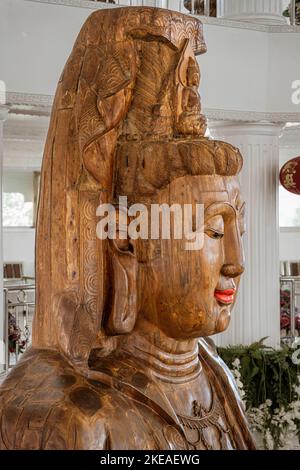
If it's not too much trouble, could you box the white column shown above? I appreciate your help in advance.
[217,0,287,24]
[210,121,283,348]
[0,106,9,371]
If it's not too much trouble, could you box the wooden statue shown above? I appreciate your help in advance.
[0,7,255,450]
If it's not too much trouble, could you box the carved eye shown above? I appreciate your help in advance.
[205,228,224,240]
[205,215,224,240]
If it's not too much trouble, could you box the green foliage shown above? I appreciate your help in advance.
[283,0,300,18]
[218,339,300,412]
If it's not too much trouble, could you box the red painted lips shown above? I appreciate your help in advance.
[214,289,236,305]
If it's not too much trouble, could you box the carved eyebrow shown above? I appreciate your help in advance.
[204,202,236,220]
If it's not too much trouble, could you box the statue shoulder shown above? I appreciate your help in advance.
[0,349,112,449]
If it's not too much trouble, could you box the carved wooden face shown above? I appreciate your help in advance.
[138,174,245,339]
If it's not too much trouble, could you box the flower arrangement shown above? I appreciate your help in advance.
[218,339,300,450]
[231,357,300,449]
[8,311,26,354]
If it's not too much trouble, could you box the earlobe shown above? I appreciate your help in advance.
[106,240,138,335]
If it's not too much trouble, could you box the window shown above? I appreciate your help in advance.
[3,171,40,228]
[279,136,300,228]
[279,186,300,227]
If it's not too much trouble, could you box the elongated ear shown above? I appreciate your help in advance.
[53,291,97,367]
[105,231,138,336]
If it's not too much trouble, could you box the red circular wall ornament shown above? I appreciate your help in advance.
[280,157,300,195]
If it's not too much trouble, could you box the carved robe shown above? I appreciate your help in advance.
[0,340,255,450]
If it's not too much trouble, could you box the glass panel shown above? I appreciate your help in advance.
[2,170,40,227]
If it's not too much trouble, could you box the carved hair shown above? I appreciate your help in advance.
[115,140,242,202]
[32,7,242,369]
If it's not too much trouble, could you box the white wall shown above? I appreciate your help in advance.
[280,229,300,261]
[0,0,87,96]
[268,33,300,114]
[3,228,35,277]
[0,0,299,116]
[200,24,269,112]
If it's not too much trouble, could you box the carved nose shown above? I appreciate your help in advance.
[221,263,245,278]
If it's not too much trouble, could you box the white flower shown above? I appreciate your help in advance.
[232,358,240,368]
[294,385,300,397]
[236,379,244,389]
[265,399,272,407]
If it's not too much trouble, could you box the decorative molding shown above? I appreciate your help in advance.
[4,93,300,123]
[208,121,284,136]
[279,124,300,148]
[25,1,300,33]
[268,24,300,32]
[217,0,288,25]
[280,227,300,233]
[205,108,300,124]
[200,15,300,32]
[5,92,53,108]
[26,0,119,10]
[4,91,54,107]
[216,13,287,26]
[4,92,52,116]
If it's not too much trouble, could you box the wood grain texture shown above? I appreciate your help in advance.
[0,7,255,450]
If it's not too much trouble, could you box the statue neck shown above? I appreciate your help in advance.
[120,318,201,384]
